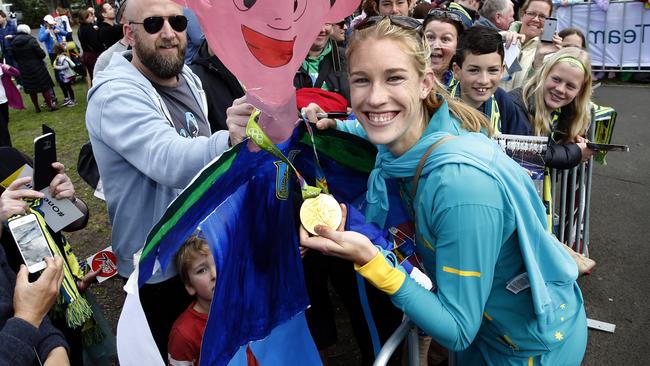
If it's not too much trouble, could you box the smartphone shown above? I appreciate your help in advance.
[33,132,57,191]
[586,142,629,152]
[7,214,53,273]
[540,17,557,43]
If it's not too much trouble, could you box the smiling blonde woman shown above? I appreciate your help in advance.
[301,17,588,365]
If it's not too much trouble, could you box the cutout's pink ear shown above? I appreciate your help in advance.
[325,0,361,23]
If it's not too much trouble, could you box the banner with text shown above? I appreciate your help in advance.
[557,2,650,67]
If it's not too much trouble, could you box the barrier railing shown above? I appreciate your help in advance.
[372,319,419,366]
[557,0,650,72]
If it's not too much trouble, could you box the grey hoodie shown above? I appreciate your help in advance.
[86,51,229,283]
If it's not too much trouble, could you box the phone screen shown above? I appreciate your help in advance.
[9,216,52,271]
[540,17,557,43]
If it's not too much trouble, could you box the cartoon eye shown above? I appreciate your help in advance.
[233,0,257,11]
[293,0,307,21]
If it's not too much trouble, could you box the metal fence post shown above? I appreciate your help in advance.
[559,171,568,243]
[373,319,412,366]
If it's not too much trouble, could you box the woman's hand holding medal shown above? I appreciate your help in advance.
[299,203,378,266]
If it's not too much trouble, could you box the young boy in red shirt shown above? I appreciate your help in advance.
[168,235,217,365]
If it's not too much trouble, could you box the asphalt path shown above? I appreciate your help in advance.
[580,84,650,365]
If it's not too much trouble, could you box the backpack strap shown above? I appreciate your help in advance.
[411,136,457,198]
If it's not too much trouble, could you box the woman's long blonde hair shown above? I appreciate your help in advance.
[522,47,592,142]
[347,18,491,136]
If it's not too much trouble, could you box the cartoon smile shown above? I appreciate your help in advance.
[241,25,296,68]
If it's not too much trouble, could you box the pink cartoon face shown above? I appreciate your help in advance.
[178,0,359,107]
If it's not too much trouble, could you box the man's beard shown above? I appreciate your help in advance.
[134,31,186,79]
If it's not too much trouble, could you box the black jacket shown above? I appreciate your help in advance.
[293,39,350,105]
[8,34,54,94]
[97,22,123,51]
[77,23,102,54]
[189,40,245,132]
[509,88,583,169]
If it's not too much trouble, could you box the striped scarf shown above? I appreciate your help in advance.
[30,207,103,347]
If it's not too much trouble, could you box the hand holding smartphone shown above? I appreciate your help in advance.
[13,255,64,328]
[8,214,53,273]
[540,17,557,43]
[586,142,629,152]
[33,128,57,192]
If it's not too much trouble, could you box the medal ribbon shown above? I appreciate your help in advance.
[246,109,321,200]
[299,112,330,194]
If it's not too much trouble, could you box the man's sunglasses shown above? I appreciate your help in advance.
[129,15,188,34]
[356,15,422,32]
[424,9,467,30]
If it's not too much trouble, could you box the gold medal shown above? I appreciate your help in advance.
[300,194,342,236]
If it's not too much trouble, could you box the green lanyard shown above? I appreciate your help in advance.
[246,109,321,200]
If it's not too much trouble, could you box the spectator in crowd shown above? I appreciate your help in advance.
[475,0,515,30]
[331,19,348,46]
[0,63,23,147]
[0,238,68,365]
[412,2,434,19]
[97,1,123,51]
[9,24,57,112]
[350,0,414,31]
[294,22,350,104]
[86,0,237,357]
[0,147,105,366]
[508,47,596,274]
[54,7,74,42]
[421,9,466,86]
[52,43,77,107]
[448,0,481,27]
[77,8,102,82]
[509,47,596,169]
[93,0,129,76]
[183,7,204,64]
[559,27,586,49]
[451,26,530,134]
[500,0,557,90]
[167,235,216,366]
[38,14,68,62]
[87,6,96,21]
[368,0,414,16]
[188,40,244,132]
[0,11,20,86]
[301,17,587,365]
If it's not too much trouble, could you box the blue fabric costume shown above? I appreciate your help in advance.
[344,103,588,364]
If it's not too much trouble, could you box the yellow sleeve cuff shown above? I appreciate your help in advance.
[354,252,406,295]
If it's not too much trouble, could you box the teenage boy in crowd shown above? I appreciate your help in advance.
[451,25,530,135]
[294,22,350,105]
[168,235,217,366]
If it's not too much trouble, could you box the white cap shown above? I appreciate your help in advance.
[16,24,30,34]
[43,14,56,25]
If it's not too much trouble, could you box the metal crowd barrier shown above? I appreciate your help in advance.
[551,105,615,255]
[560,0,648,73]
[372,318,419,366]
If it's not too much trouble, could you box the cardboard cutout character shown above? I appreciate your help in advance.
[175,0,359,143]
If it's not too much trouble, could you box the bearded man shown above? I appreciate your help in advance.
[86,0,236,357]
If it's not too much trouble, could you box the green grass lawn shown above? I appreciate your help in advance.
[8,79,123,333]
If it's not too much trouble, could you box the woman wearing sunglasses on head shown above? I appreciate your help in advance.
[421,9,466,87]
[301,17,587,365]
